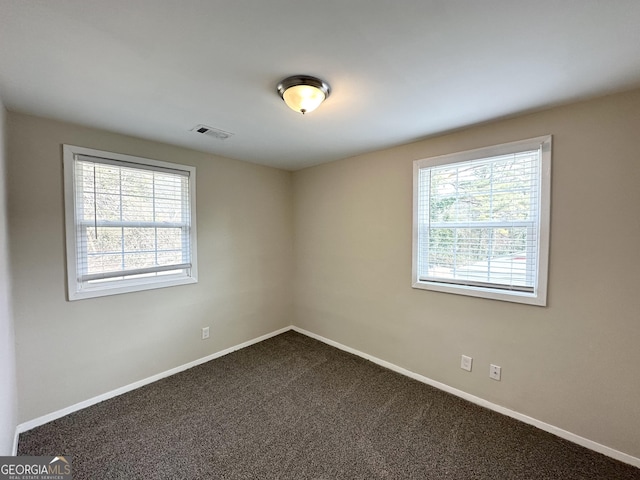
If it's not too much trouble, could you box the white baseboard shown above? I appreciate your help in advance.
[16,326,291,435]
[12,428,19,456]
[15,324,640,469]
[291,326,640,469]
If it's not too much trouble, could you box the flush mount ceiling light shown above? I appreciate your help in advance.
[277,75,331,114]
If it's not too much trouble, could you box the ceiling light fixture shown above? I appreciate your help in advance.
[277,75,331,114]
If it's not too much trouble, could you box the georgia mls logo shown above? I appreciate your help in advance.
[0,455,72,479]
[49,456,70,473]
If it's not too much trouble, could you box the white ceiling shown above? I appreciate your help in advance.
[1,1,640,170]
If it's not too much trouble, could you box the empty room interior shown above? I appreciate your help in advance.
[1,1,639,478]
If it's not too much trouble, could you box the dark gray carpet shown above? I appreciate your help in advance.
[19,331,640,479]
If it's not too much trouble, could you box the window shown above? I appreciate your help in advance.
[412,136,551,306]
[63,145,197,300]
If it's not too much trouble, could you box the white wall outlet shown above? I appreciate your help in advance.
[201,326,210,340]
[489,364,501,381]
[461,355,473,372]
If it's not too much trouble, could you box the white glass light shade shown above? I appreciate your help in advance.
[282,84,326,114]
[277,75,331,115]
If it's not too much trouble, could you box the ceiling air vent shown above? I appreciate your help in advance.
[190,124,234,140]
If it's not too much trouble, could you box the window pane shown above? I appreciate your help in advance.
[86,227,122,254]
[157,228,182,251]
[123,227,155,252]
[121,168,153,197]
[87,253,122,275]
[73,154,193,281]
[66,145,197,299]
[95,193,121,221]
[157,250,183,266]
[95,164,120,194]
[122,194,154,222]
[416,146,542,292]
[81,191,95,222]
[155,173,183,200]
[155,197,183,222]
[124,252,156,269]
[426,227,529,286]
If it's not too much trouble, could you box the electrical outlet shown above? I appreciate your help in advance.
[201,327,210,340]
[461,355,473,372]
[489,364,501,381]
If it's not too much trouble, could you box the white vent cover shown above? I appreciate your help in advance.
[190,124,234,140]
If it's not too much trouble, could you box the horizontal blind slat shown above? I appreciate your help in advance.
[77,155,190,177]
[82,263,192,282]
[417,146,541,290]
[79,221,188,229]
[427,220,535,228]
[74,154,192,285]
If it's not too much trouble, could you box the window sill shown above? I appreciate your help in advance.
[68,275,197,301]
[412,280,547,306]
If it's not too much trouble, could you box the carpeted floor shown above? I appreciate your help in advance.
[19,331,640,479]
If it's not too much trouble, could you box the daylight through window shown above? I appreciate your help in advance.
[64,145,197,300]
[412,136,551,305]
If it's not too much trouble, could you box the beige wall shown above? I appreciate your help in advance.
[292,89,640,458]
[7,112,293,423]
[7,89,640,459]
[0,100,18,454]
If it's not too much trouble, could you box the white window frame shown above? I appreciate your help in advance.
[63,145,198,300]
[412,135,551,306]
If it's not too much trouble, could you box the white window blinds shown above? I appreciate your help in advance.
[64,145,198,300]
[413,135,551,305]
[73,155,192,284]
